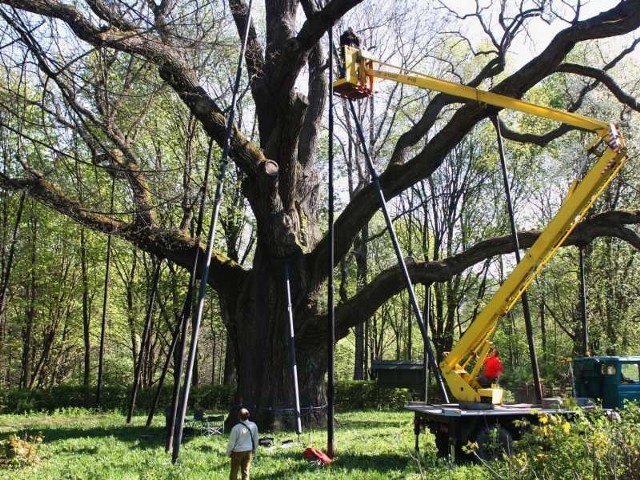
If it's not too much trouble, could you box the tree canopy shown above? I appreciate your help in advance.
[1,0,640,426]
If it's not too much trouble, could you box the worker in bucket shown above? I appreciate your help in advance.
[478,346,504,387]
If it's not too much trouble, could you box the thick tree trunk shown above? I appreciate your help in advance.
[228,251,326,431]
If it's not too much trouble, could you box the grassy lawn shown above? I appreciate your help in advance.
[0,409,488,479]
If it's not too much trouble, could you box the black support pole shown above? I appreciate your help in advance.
[491,115,543,403]
[172,1,253,463]
[284,262,302,436]
[327,27,336,458]
[145,306,182,428]
[423,285,431,402]
[166,139,214,450]
[579,245,589,356]
[347,100,449,403]
[166,289,195,452]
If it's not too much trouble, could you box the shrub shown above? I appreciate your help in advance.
[475,403,640,480]
[0,433,43,469]
[0,381,409,414]
[335,381,411,410]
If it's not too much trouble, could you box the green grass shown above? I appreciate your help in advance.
[0,409,488,479]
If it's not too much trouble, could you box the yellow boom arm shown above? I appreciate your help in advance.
[334,46,627,402]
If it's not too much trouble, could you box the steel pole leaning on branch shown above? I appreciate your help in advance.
[165,139,215,451]
[172,0,254,464]
[284,262,302,436]
[326,27,336,458]
[347,100,449,403]
[491,115,543,403]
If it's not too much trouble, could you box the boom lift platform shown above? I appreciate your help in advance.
[333,45,629,459]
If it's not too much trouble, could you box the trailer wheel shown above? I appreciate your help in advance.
[475,426,513,461]
[434,430,449,457]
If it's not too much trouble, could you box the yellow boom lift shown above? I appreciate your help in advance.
[334,46,627,405]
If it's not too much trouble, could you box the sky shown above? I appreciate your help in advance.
[448,0,640,67]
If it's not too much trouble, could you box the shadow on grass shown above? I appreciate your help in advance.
[1,424,210,451]
[334,418,410,430]
[252,449,414,479]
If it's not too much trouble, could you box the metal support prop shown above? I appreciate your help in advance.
[347,100,449,403]
[166,139,214,450]
[423,285,431,402]
[145,302,182,428]
[579,246,588,355]
[284,262,302,435]
[166,289,194,451]
[491,115,543,403]
[326,27,336,457]
[172,0,253,463]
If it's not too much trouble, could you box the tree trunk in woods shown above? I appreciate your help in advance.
[540,302,547,362]
[80,228,91,390]
[20,309,33,389]
[20,216,37,389]
[223,330,236,386]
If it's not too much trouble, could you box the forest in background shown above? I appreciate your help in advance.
[0,1,639,416]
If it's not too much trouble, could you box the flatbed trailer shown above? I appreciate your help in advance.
[406,401,584,460]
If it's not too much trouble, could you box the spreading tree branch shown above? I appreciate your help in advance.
[307,0,640,289]
[306,209,640,342]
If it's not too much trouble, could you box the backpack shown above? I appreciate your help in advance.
[303,447,333,465]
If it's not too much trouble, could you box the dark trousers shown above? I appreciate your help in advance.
[478,376,497,388]
[230,450,252,480]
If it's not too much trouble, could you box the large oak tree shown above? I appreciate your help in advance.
[1,0,640,427]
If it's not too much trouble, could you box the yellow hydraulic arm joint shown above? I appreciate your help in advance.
[333,45,628,403]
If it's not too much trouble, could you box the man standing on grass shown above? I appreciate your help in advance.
[226,408,259,480]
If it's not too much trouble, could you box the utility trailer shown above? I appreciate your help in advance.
[573,356,640,409]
